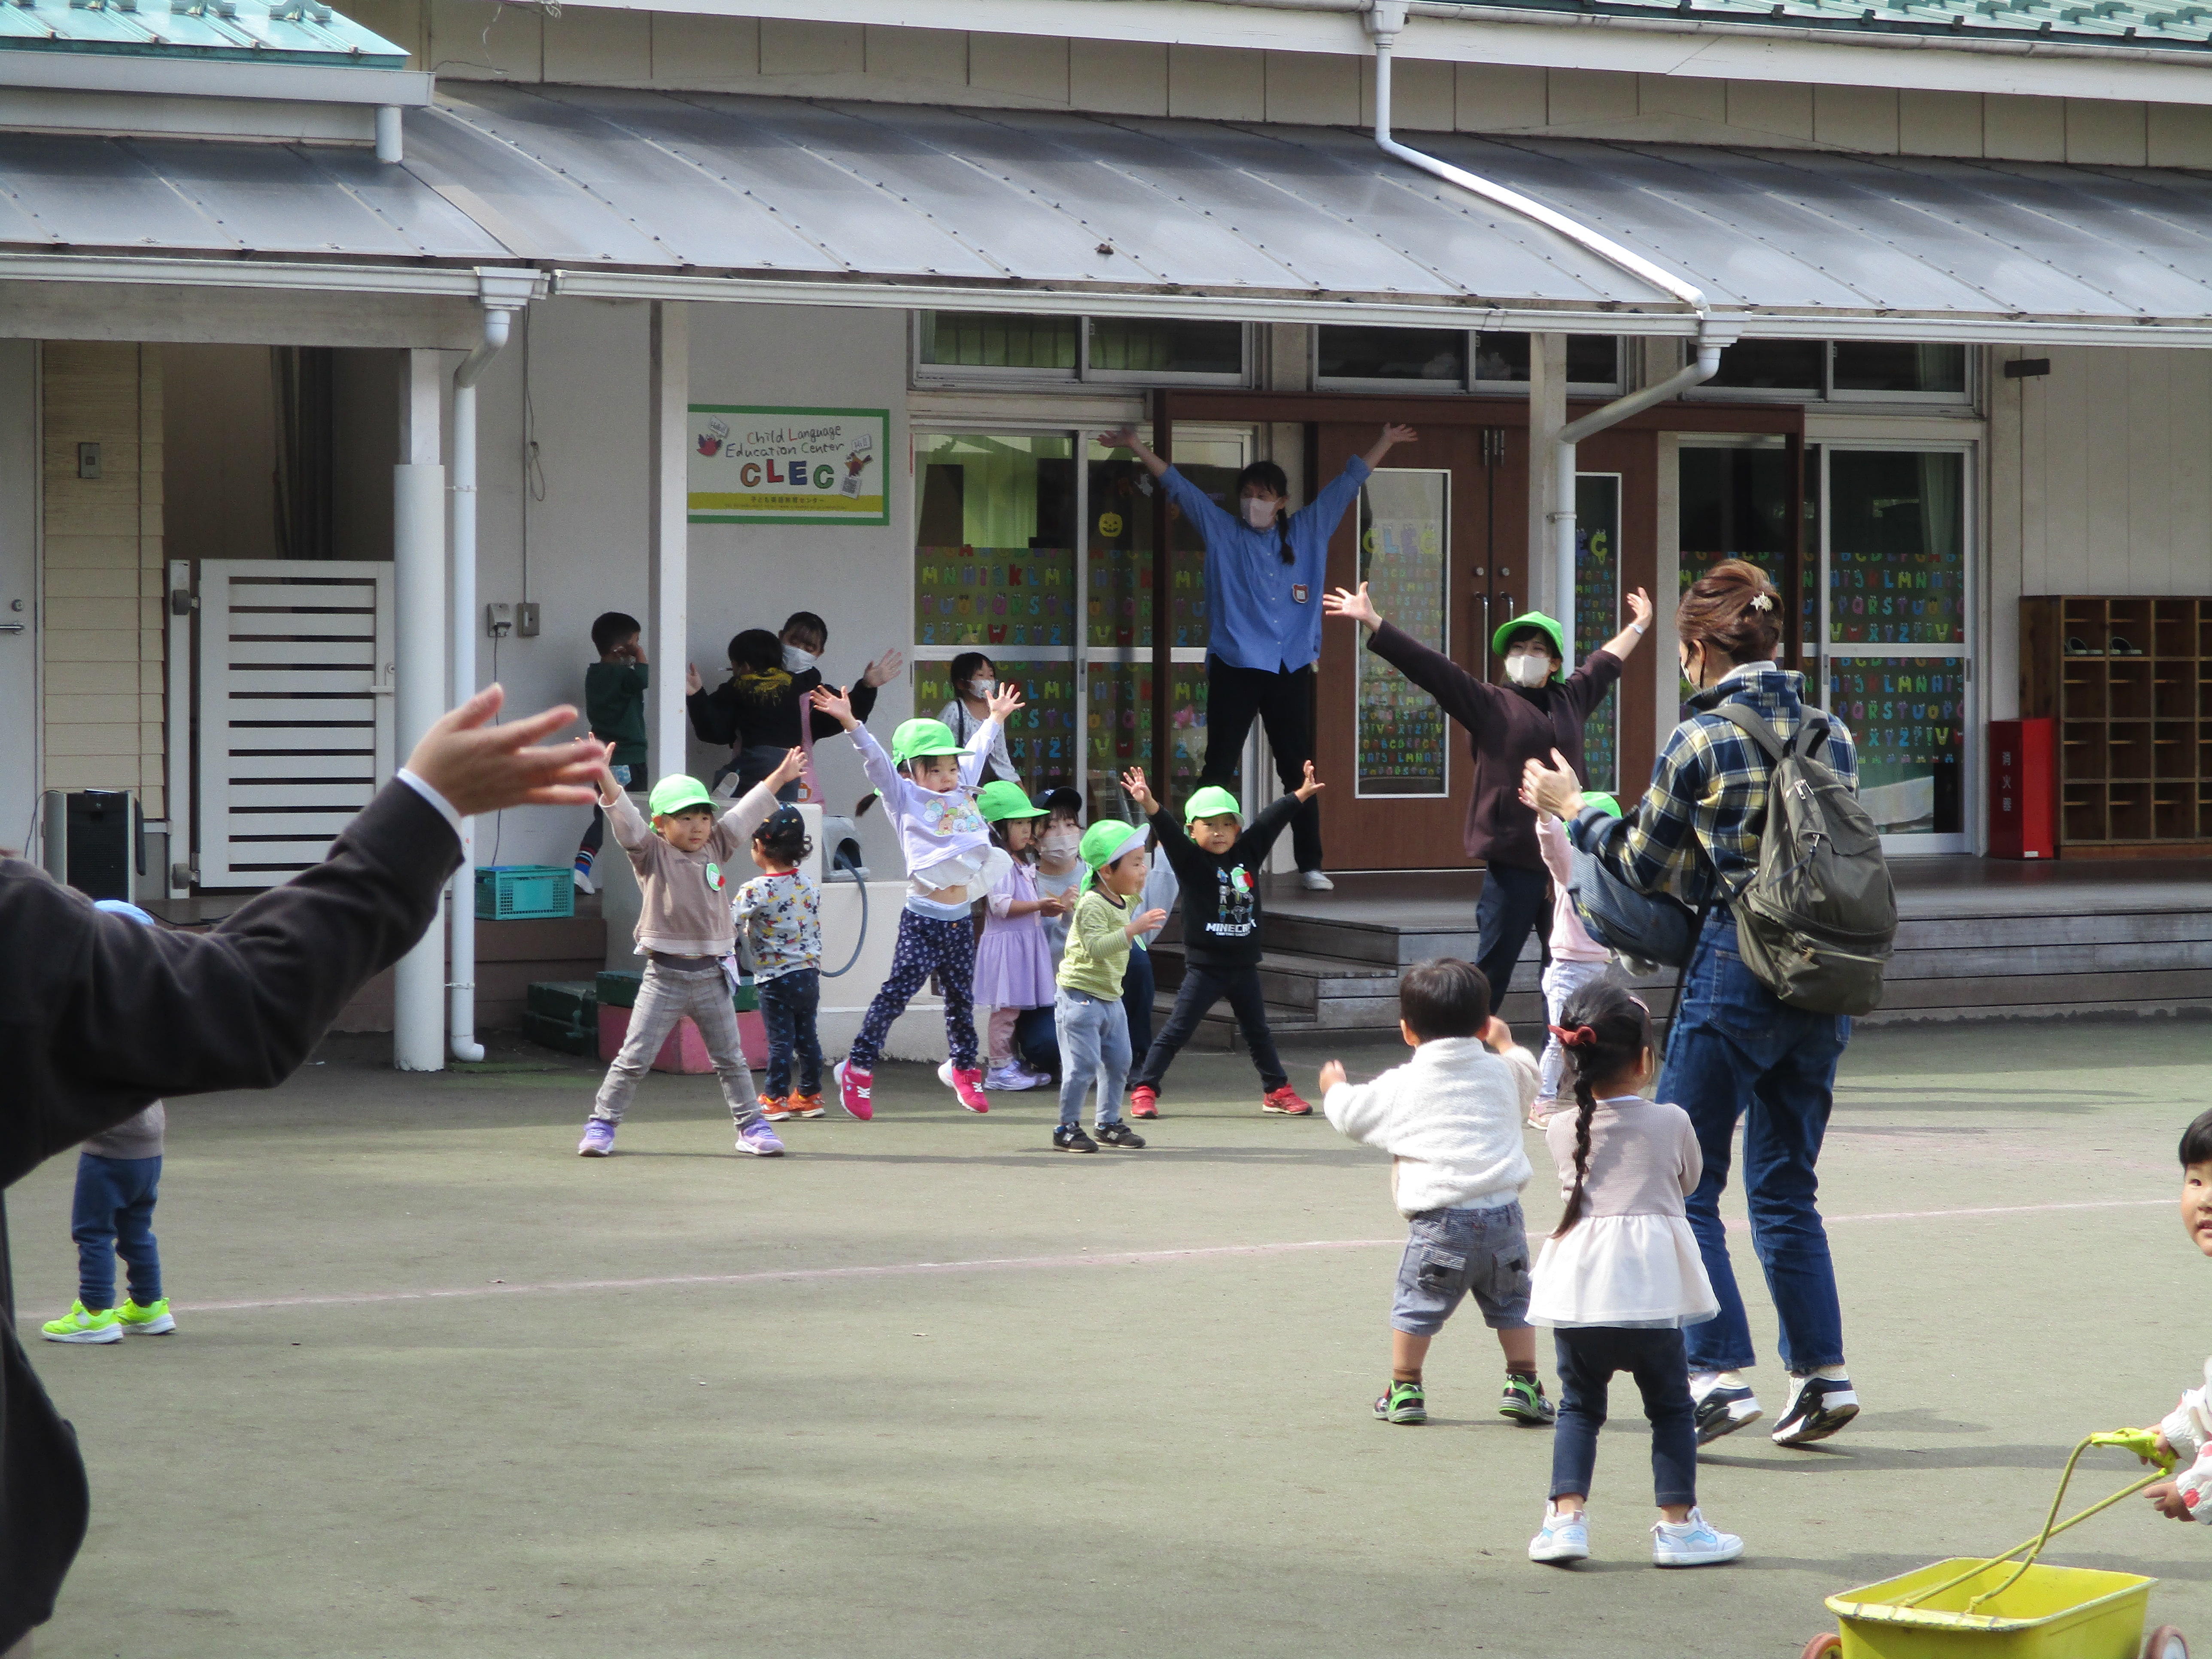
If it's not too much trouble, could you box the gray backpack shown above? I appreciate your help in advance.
[1712,703,1896,1017]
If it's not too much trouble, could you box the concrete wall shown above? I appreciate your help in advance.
[339,3,2212,165]
[41,342,165,817]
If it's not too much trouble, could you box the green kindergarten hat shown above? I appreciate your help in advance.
[891,717,966,766]
[1079,818,1147,887]
[1182,784,1243,825]
[648,774,714,817]
[1583,791,1623,819]
[1493,610,1567,678]
[977,780,1047,822]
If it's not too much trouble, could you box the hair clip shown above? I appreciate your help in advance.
[1547,1023,1599,1048]
[1749,592,1774,612]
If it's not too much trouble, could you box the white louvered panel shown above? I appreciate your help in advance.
[197,560,395,890]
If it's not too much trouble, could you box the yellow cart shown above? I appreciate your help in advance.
[1800,1432,2191,1659]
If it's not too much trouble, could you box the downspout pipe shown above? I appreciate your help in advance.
[447,270,534,1063]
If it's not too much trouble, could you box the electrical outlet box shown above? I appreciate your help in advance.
[76,443,100,480]
[516,601,541,638]
[485,602,514,637]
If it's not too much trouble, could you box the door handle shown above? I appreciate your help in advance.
[0,622,25,634]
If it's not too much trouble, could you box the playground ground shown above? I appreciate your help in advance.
[14,1017,2212,1659]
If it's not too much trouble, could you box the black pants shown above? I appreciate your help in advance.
[1202,658,1322,873]
[1550,1325,1698,1508]
[1476,860,1551,1009]
[1133,962,1287,1094]
[1014,1003,1060,1079]
[1122,941,1156,1065]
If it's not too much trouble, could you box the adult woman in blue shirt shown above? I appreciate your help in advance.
[1099,422,1416,889]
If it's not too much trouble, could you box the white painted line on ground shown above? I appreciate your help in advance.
[34,1196,2164,1321]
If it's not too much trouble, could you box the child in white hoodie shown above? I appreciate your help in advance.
[2142,1107,2212,1528]
[1321,957,1553,1430]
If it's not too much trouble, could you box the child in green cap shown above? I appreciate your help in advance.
[1119,762,1327,1119]
[577,747,805,1160]
[811,679,1022,1118]
[975,780,1064,1093]
[1052,820,1167,1152]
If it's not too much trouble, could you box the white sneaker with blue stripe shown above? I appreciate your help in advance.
[1652,1508,1744,1567]
[1528,1503,1589,1565]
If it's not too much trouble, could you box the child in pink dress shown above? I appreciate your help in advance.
[975,781,1064,1091]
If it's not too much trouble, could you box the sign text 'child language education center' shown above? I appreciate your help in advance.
[687,405,890,526]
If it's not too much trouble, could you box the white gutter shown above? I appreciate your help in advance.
[446,267,536,1064]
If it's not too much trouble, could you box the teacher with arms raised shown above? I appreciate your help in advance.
[1100,423,1416,890]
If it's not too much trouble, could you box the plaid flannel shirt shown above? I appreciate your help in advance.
[1569,668,1857,911]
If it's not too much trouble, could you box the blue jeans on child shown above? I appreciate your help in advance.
[1550,1325,1698,1507]
[758,968,822,1098]
[849,909,978,1073]
[1054,988,1130,1129]
[1659,914,1851,1376]
[1121,942,1155,1068]
[72,1152,162,1311]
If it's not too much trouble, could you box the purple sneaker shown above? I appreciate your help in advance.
[577,1120,616,1157]
[735,1120,786,1158]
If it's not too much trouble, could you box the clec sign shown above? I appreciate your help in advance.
[688,405,890,525]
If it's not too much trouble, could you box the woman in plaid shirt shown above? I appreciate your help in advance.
[1524,559,1862,1457]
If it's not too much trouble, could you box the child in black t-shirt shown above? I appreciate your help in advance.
[1118,763,1325,1120]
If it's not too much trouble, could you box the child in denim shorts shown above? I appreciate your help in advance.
[1321,957,1552,1429]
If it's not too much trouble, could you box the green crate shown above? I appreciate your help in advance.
[597,967,754,1012]
[527,980,597,1023]
[476,864,575,921]
[523,1010,598,1058]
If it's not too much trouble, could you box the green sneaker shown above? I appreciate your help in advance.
[115,1297,176,1335]
[1373,1379,1427,1425]
[1499,1373,1556,1426]
[41,1300,122,1345]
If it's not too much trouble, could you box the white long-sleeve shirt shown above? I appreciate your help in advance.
[851,719,1000,904]
[1323,1036,1539,1216]
[1537,811,1610,966]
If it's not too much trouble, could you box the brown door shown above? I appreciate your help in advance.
[1313,422,1529,870]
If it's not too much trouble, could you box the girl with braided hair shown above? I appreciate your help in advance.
[1525,977,1738,1571]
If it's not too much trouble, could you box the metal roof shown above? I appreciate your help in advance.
[0,0,406,67]
[1426,0,2212,53]
[11,88,2212,340]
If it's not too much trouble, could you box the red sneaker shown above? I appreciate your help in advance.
[1262,1086,1313,1117]
[834,1059,874,1121]
[1129,1085,1159,1120]
[950,1066,990,1114]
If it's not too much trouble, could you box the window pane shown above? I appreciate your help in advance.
[1472,333,1619,385]
[1355,470,1452,797]
[1706,339,1825,391]
[1084,664,1209,820]
[1827,656,1966,835]
[1086,438,1215,650]
[1832,342,1968,396]
[1087,317,1243,377]
[1827,450,1965,646]
[1316,326,1466,383]
[917,311,1079,371]
[1574,474,1620,795]
[913,432,1077,651]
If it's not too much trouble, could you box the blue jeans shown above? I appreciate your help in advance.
[1550,1326,1698,1507]
[1659,915,1851,1375]
[1014,1004,1060,1078]
[758,968,822,1098]
[1476,860,1550,1008]
[1122,942,1155,1067]
[73,1152,162,1311]
[1054,988,1130,1129]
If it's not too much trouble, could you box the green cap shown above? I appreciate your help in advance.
[1493,610,1567,678]
[1079,818,1146,887]
[977,780,1047,822]
[1583,791,1622,819]
[1182,784,1243,826]
[648,774,714,817]
[891,717,966,766]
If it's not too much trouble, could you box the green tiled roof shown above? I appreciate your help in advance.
[0,0,406,67]
[1432,0,2212,49]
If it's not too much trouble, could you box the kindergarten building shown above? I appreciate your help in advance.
[3,0,2211,1060]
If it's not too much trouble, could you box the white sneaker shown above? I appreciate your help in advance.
[1298,869,1335,891]
[1529,1503,1589,1565]
[983,1063,1031,1091]
[1771,1370,1860,1447]
[1652,1508,1744,1567]
[571,863,595,895]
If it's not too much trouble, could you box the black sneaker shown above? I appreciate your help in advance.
[1692,1375,1763,1445]
[1094,1122,1146,1150]
[1770,1371,1859,1447]
[1374,1379,1426,1424]
[1052,1124,1098,1154]
[1499,1374,1556,1426]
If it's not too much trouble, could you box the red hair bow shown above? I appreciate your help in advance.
[1547,1024,1598,1049]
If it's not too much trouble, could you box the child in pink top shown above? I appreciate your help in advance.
[1531,793,1620,1123]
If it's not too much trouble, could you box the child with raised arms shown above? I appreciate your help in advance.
[811,679,1021,1119]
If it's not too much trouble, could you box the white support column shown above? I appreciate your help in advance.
[646,301,690,783]
[1527,334,1568,624]
[392,347,447,1073]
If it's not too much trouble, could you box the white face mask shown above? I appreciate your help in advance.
[1241,496,1280,530]
[782,644,817,674]
[1039,828,1080,860]
[965,678,996,699]
[1504,653,1552,689]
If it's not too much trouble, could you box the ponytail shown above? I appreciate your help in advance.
[1546,976,1657,1240]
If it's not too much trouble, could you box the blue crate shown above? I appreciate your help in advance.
[475,864,575,921]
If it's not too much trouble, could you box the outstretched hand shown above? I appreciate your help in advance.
[986,682,1025,724]
[861,647,904,689]
[766,746,808,790]
[809,684,859,730]
[1626,587,1654,632]
[1294,760,1326,803]
[1319,1059,1347,1094]
[404,686,605,818]
[1121,766,1156,811]
[685,662,703,697]
[1323,583,1381,631]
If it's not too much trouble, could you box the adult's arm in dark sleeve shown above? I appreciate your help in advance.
[1562,648,1623,722]
[2,781,460,1187]
[1233,793,1304,866]
[1365,620,1509,738]
[687,684,738,747]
